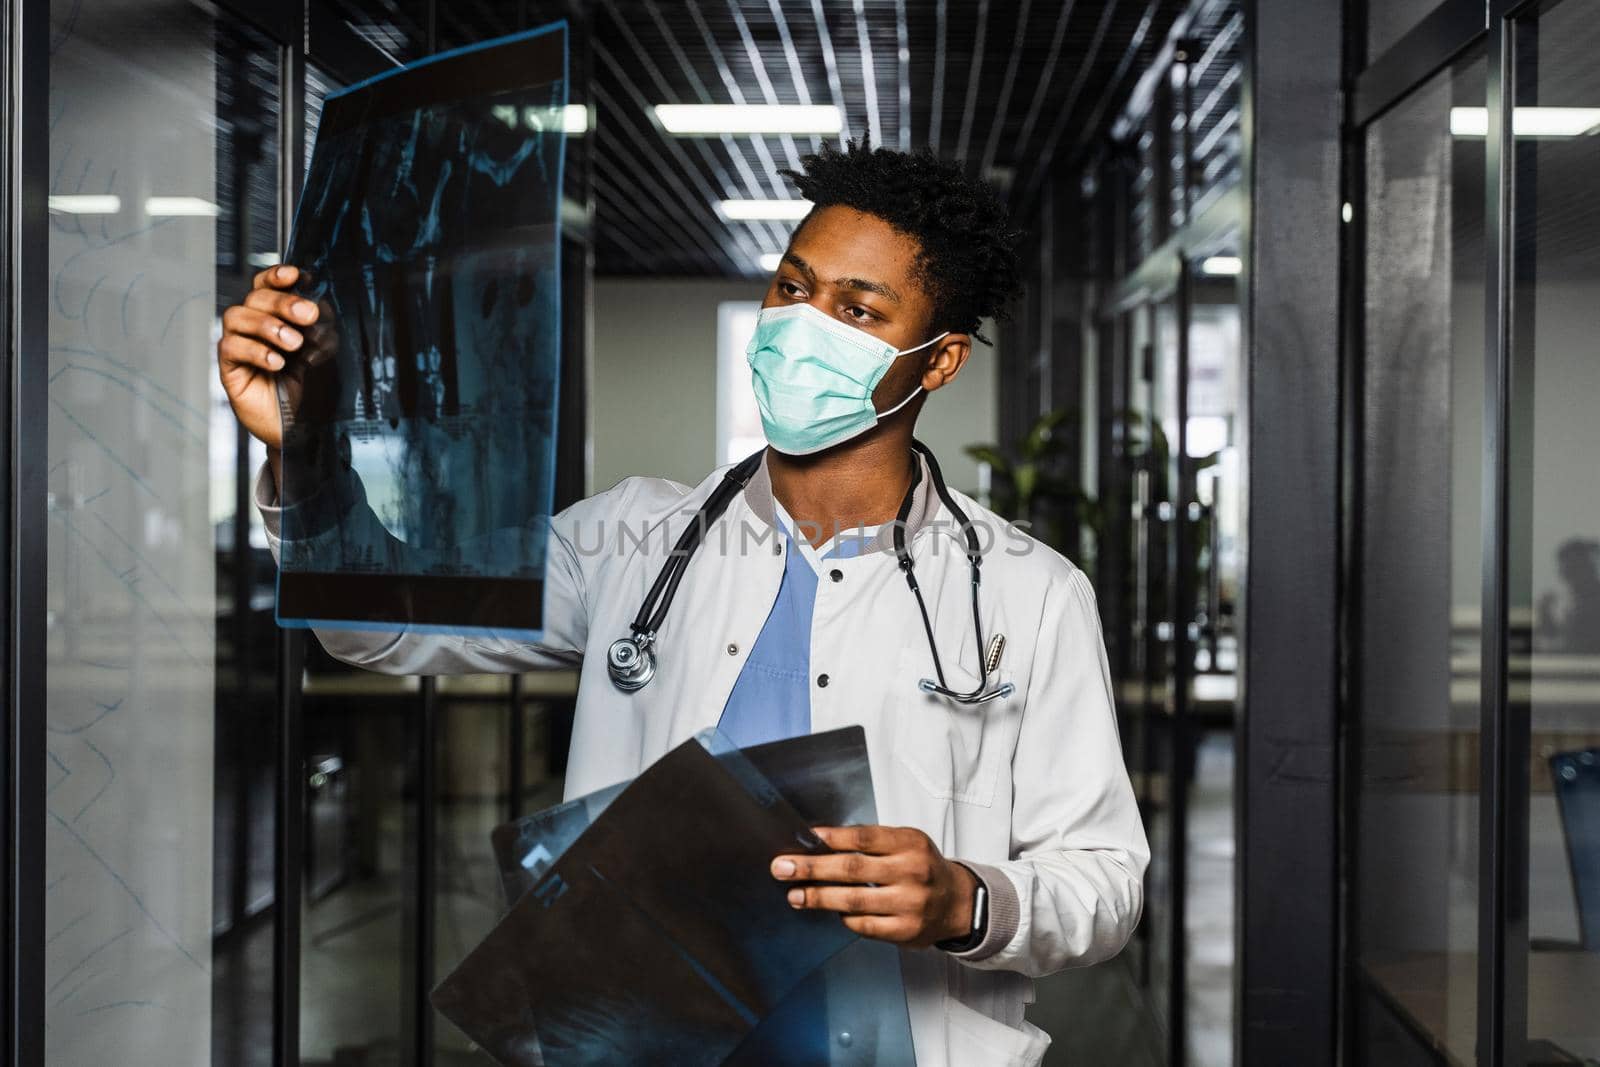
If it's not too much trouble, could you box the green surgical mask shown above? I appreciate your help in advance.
[745,302,948,456]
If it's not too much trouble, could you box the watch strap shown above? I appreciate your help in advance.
[936,870,989,953]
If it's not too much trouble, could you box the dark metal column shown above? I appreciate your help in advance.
[4,0,49,1063]
[1167,260,1194,1067]
[1477,1,1537,1062]
[273,34,308,1067]
[1238,0,1344,1061]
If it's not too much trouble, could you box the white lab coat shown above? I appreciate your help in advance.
[255,451,1148,1067]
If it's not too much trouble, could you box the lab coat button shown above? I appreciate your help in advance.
[726,643,738,656]
[816,673,829,688]
[838,1031,853,1048]
[829,568,843,582]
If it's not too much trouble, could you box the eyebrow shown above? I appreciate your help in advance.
[783,252,902,304]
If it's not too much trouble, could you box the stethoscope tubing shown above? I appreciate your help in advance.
[606,441,1012,704]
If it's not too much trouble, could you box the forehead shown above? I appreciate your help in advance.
[790,206,925,296]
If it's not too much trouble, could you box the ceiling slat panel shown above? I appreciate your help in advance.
[575,0,1188,276]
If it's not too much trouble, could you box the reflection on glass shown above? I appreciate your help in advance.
[1352,50,1486,1064]
[45,2,220,1061]
[1512,3,1600,1059]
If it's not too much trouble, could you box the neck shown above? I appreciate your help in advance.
[766,426,917,548]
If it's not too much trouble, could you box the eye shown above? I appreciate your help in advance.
[777,280,806,299]
[842,305,876,324]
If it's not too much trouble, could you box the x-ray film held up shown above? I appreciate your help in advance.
[275,23,567,637]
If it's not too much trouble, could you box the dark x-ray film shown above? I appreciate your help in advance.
[491,728,880,907]
[467,728,916,1066]
[433,736,856,1065]
[274,22,567,637]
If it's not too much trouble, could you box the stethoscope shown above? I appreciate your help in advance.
[606,440,1015,705]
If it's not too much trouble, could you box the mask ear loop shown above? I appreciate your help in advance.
[875,331,951,419]
[877,384,924,420]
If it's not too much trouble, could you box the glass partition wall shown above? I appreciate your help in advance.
[22,4,593,1064]
[1347,0,1600,1062]
[1349,48,1488,1065]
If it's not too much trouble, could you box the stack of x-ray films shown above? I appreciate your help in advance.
[431,726,917,1066]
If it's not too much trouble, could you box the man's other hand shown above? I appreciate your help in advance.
[770,825,978,948]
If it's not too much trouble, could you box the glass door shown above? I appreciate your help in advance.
[1108,251,1241,1067]
[1114,297,1160,1000]
[1112,279,1185,1064]
[1147,286,1183,1060]
[1181,249,1242,1067]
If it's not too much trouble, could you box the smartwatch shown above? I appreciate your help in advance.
[936,870,989,953]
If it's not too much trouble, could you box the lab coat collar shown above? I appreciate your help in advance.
[739,447,941,556]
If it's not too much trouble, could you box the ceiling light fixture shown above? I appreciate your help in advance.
[48,195,120,214]
[759,252,784,271]
[720,199,813,221]
[1450,106,1600,138]
[146,196,220,217]
[655,104,843,136]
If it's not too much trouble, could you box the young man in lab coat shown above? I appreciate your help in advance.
[218,143,1147,1066]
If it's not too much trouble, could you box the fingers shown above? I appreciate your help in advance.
[771,848,891,885]
[813,824,917,856]
[219,333,285,374]
[785,883,899,916]
[222,304,307,354]
[252,263,301,290]
[243,286,320,328]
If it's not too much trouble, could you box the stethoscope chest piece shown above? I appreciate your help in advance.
[607,634,656,691]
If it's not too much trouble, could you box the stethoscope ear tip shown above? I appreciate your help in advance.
[917,678,939,693]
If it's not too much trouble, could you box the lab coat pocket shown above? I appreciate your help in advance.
[890,644,1013,808]
[943,995,1051,1067]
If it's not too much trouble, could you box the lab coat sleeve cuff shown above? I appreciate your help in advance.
[946,861,1020,963]
[253,459,364,544]
[253,460,284,550]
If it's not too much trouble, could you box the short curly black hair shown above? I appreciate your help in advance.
[783,142,1020,340]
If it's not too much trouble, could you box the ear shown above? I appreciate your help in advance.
[920,334,971,394]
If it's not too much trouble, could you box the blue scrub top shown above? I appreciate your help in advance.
[715,508,873,748]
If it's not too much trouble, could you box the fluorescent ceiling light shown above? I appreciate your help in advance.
[759,252,784,271]
[1450,106,1600,138]
[146,196,220,217]
[655,104,842,135]
[720,198,812,221]
[49,195,120,214]
[564,104,590,135]
[1200,255,1242,276]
